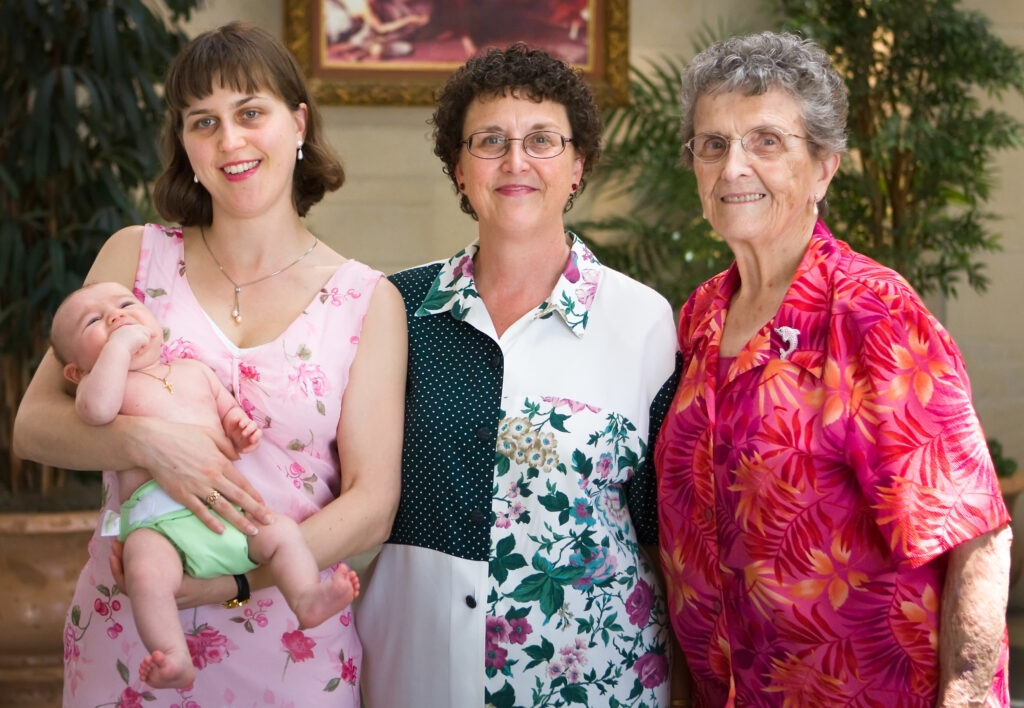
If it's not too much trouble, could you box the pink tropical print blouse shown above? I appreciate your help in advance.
[655,221,1010,707]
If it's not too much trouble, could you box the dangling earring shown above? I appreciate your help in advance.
[812,193,820,216]
[193,173,199,184]
[297,140,304,161]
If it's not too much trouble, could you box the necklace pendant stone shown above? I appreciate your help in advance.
[232,309,242,324]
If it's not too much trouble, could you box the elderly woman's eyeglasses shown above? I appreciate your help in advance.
[686,127,811,162]
[462,131,573,159]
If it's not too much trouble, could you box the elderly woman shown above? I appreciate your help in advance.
[654,31,1012,708]
[358,44,682,706]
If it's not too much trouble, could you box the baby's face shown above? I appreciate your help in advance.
[54,283,163,373]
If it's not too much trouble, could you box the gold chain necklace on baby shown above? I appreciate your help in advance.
[200,225,318,324]
[137,363,174,394]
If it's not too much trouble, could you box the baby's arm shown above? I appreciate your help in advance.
[203,365,261,454]
[75,325,153,425]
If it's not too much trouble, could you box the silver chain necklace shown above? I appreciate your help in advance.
[200,225,318,324]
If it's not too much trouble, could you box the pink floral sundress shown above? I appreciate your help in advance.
[62,223,381,707]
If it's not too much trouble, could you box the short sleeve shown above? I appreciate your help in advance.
[845,289,1009,567]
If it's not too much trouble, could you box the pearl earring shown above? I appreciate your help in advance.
[297,140,304,161]
[812,193,820,216]
[193,174,199,184]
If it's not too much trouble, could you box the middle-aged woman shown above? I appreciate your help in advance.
[654,31,1012,707]
[357,44,683,707]
[13,22,405,706]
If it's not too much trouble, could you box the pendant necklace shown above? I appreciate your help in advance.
[200,226,318,324]
[137,363,174,394]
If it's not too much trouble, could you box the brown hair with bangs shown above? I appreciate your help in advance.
[153,22,344,225]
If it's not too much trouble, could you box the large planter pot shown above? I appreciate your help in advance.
[0,510,97,708]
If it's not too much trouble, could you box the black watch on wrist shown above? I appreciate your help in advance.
[223,573,250,609]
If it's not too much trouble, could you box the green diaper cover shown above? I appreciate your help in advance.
[117,480,258,579]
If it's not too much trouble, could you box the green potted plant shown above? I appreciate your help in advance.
[0,1,197,702]
[775,0,1024,297]
[574,2,1023,301]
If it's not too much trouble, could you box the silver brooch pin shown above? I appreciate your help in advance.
[774,326,800,360]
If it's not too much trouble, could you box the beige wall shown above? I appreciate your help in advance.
[182,0,773,274]
[186,0,1023,563]
[954,0,1024,605]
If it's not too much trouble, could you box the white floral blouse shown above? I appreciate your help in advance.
[359,235,680,707]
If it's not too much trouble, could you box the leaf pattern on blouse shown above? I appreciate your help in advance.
[485,396,670,708]
[417,233,602,336]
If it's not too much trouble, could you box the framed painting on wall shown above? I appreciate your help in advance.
[283,0,629,106]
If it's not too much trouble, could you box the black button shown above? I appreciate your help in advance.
[712,600,722,613]
[469,509,485,525]
[465,595,477,608]
[475,425,491,442]
[704,508,713,522]
[490,352,502,369]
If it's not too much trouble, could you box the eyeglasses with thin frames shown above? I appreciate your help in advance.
[462,130,574,159]
[686,126,812,162]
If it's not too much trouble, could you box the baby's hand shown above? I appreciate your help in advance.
[223,407,262,454]
[109,323,153,356]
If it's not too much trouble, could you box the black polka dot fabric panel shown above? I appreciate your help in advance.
[388,264,502,562]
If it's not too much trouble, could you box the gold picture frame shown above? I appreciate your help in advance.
[283,0,629,106]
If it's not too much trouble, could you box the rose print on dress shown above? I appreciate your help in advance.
[319,286,363,307]
[230,598,274,633]
[281,460,319,495]
[239,362,261,382]
[281,630,316,678]
[163,338,200,362]
[187,622,233,670]
[287,353,330,416]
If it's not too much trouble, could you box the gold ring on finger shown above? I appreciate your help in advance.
[204,489,222,508]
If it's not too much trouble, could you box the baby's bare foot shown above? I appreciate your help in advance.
[139,649,194,689]
[295,565,360,629]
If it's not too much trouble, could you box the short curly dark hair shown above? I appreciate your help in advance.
[153,22,344,226]
[430,43,602,220]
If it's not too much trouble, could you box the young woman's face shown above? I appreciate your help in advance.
[182,83,307,220]
[454,94,584,237]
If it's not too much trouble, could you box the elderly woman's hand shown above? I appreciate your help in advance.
[130,415,273,535]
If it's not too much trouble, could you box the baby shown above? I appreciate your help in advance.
[50,282,359,689]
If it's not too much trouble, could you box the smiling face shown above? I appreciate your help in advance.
[692,89,839,252]
[182,83,307,220]
[454,94,584,239]
[52,283,163,379]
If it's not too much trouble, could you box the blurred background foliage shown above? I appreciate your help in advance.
[574,0,1024,303]
[2,0,1023,504]
[1,0,199,503]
